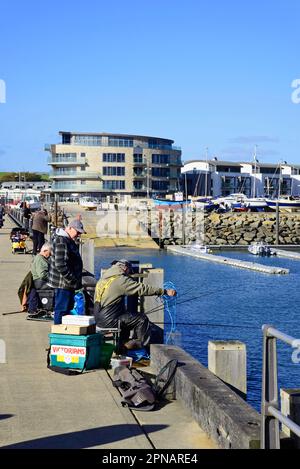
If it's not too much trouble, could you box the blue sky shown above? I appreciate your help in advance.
[0,0,300,171]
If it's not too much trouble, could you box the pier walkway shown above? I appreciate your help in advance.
[0,218,216,449]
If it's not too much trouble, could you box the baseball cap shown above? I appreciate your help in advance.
[115,259,133,272]
[68,219,86,234]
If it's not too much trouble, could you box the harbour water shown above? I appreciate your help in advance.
[95,248,300,411]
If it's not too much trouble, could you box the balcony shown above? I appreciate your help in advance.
[50,171,101,180]
[51,182,102,192]
[48,156,87,166]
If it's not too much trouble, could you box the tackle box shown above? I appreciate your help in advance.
[48,333,102,370]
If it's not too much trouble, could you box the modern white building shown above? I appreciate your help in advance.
[46,131,182,201]
[182,159,300,198]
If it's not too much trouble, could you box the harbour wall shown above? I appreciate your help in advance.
[204,212,300,246]
[151,211,300,247]
[151,344,261,449]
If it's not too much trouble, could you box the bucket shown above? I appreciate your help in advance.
[99,343,115,369]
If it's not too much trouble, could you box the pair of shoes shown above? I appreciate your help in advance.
[123,339,143,350]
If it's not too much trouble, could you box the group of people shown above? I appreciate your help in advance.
[25,206,176,351]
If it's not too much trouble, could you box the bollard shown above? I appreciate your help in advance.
[280,388,300,447]
[208,340,247,399]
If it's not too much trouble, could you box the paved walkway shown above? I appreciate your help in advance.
[0,216,216,449]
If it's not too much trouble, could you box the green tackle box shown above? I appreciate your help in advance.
[48,333,103,371]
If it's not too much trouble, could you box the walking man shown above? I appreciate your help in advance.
[48,219,85,324]
[31,208,49,255]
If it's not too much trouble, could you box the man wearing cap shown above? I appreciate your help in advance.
[48,219,85,324]
[94,259,176,351]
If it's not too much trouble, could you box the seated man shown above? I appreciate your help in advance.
[28,242,52,315]
[94,259,176,351]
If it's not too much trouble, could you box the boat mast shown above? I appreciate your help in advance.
[253,145,257,198]
[205,147,208,197]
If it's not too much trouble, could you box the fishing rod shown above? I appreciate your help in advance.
[2,310,25,316]
[155,321,258,330]
[144,285,248,317]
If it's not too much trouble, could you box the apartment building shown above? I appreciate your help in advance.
[182,159,300,198]
[46,132,182,201]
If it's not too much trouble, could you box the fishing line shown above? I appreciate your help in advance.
[155,321,258,330]
[162,281,177,344]
[144,285,249,317]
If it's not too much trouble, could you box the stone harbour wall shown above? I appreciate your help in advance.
[148,210,300,246]
[204,212,300,246]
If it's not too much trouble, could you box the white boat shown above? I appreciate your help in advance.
[190,244,212,254]
[79,197,101,210]
[216,193,267,210]
[248,242,275,256]
[266,197,300,210]
[0,189,41,210]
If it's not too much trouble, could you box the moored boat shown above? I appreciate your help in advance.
[248,242,275,256]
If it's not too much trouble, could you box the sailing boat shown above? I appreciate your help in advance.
[265,161,300,210]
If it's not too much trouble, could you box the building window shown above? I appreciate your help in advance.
[133,154,143,163]
[217,165,241,173]
[73,135,102,146]
[152,154,170,164]
[152,180,168,191]
[133,167,144,177]
[108,137,133,147]
[54,153,77,161]
[81,153,86,157]
[103,167,125,176]
[54,167,76,174]
[134,181,144,190]
[102,153,125,162]
[152,167,170,177]
[103,180,125,190]
[148,139,173,150]
[81,180,86,185]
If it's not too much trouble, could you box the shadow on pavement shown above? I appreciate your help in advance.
[1,423,168,449]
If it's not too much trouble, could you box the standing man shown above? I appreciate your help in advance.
[23,202,31,231]
[48,219,85,325]
[31,208,49,255]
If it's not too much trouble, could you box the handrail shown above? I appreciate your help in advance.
[261,324,300,448]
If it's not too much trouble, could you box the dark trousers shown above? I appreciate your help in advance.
[32,230,45,255]
[98,312,151,348]
[28,288,39,313]
[54,288,74,325]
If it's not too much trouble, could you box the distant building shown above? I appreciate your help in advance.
[45,131,182,201]
[182,159,300,198]
[0,181,51,191]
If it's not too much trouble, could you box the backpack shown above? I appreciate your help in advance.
[112,359,178,411]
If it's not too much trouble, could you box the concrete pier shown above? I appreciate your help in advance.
[0,217,216,449]
[273,249,300,260]
[166,245,289,275]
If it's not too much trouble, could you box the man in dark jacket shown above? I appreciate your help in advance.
[48,219,85,324]
[31,209,50,255]
[23,202,31,231]
[94,259,176,350]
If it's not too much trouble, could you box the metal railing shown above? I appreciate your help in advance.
[261,324,300,448]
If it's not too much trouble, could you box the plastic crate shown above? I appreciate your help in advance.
[49,333,103,371]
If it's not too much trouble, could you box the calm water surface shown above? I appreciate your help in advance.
[95,248,300,411]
